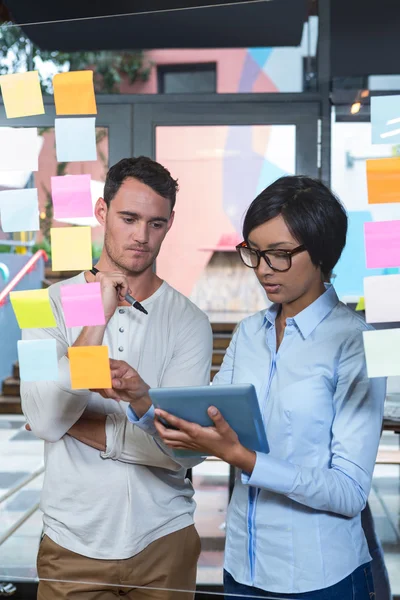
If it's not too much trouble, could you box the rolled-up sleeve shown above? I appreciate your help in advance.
[101,413,184,471]
[242,331,386,518]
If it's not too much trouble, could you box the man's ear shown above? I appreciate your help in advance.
[95,197,107,226]
[167,210,175,233]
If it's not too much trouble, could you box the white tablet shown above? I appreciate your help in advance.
[149,383,269,455]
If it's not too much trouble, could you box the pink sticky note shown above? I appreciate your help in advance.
[364,220,400,269]
[60,282,105,328]
[51,174,93,219]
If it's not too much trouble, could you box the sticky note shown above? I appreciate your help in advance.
[51,174,93,219]
[0,188,39,232]
[61,282,105,328]
[0,71,44,119]
[51,226,92,271]
[366,158,400,204]
[0,128,39,171]
[364,275,400,323]
[363,329,400,377]
[355,297,365,311]
[53,71,97,115]
[68,346,112,389]
[55,117,97,162]
[10,289,57,329]
[364,220,400,269]
[371,95,400,144]
[18,339,58,382]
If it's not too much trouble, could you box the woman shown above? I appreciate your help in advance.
[154,176,386,599]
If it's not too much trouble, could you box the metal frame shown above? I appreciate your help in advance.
[132,100,320,178]
[0,89,330,184]
[317,0,332,185]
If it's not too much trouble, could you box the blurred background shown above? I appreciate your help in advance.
[0,1,400,598]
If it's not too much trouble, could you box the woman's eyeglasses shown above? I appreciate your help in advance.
[236,241,306,272]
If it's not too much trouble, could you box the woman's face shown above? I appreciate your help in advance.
[248,214,324,308]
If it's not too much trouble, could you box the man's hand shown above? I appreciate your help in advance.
[91,359,152,418]
[154,406,257,473]
[71,271,132,350]
[94,271,131,323]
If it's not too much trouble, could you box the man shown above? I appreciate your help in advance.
[22,156,213,599]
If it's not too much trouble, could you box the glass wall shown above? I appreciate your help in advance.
[331,113,400,597]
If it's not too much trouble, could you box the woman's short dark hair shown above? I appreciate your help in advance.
[243,175,348,277]
[103,156,179,211]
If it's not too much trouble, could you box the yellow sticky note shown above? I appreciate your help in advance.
[355,297,365,311]
[10,289,57,329]
[51,226,92,271]
[0,71,44,119]
[69,346,112,389]
[53,71,97,115]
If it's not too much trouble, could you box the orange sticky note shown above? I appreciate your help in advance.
[367,157,400,204]
[0,71,44,118]
[51,226,92,271]
[53,71,97,115]
[69,346,112,389]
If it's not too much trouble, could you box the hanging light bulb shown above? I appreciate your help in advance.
[351,102,361,115]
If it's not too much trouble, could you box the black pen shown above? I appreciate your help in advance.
[90,267,148,315]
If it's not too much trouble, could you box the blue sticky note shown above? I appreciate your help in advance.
[0,188,40,232]
[371,95,400,144]
[17,339,59,382]
[55,117,97,162]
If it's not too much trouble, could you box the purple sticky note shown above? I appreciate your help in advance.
[51,174,93,219]
[364,220,400,268]
[61,282,105,328]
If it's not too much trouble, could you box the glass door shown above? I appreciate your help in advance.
[133,100,319,319]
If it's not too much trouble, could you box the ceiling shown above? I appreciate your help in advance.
[2,0,308,51]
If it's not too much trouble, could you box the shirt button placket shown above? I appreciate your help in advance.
[118,309,126,355]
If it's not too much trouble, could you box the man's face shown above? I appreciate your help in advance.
[95,177,174,275]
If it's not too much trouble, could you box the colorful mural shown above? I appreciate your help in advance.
[156,125,295,305]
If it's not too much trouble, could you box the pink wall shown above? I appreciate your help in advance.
[156,125,237,297]
[120,49,277,94]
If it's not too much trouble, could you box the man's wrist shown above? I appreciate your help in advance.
[130,394,152,419]
[73,325,107,348]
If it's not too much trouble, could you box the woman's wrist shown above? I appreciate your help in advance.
[227,444,257,474]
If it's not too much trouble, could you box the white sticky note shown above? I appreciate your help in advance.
[0,127,39,171]
[363,329,400,377]
[55,117,97,162]
[17,339,58,382]
[364,275,400,323]
[0,188,39,232]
